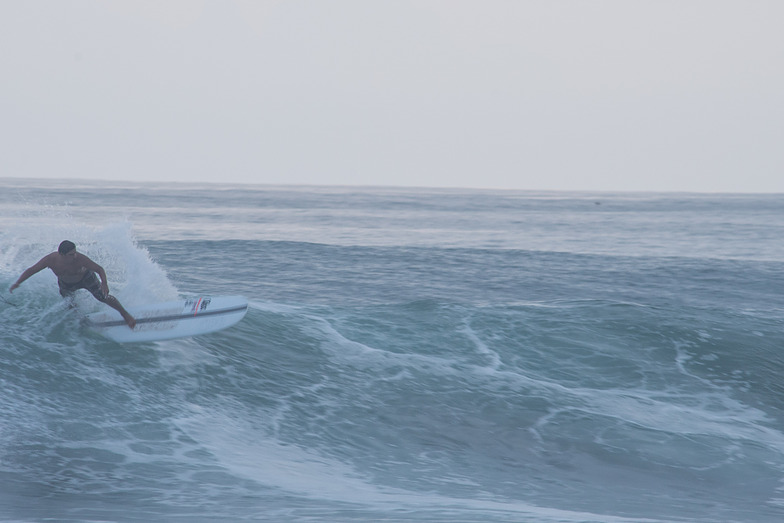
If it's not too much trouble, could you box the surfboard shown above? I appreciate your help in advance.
[86,295,248,343]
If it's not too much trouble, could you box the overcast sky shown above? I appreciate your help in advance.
[2,1,782,192]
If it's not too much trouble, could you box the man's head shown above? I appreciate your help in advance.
[58,240,76,256]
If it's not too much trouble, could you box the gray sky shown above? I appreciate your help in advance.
[2,0,783,192]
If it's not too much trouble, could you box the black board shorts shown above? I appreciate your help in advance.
[58,271,108,302]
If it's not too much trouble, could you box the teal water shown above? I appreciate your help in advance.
[2,178,784,521]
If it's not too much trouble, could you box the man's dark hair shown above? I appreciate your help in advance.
[58,240,76,255]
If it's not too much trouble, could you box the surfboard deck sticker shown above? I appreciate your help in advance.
[86,295,248,343]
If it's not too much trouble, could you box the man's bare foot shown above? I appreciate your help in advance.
[124,315,137,329]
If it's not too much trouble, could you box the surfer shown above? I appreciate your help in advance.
[9,240,137,329]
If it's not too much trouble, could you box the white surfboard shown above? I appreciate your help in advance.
[86,295,248,343]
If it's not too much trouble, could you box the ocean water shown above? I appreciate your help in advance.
[1,178,784,522]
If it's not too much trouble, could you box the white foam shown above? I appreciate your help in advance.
[1,208,178,310]
[299,307,784,468]
[173,405,668,523]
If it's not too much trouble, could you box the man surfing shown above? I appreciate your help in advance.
[9,240,136,329]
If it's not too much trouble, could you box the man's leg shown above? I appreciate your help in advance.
[81,272,136,329]
[103,295,136,329]
[58,280,78,309]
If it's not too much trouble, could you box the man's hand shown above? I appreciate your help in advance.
[9,283,19,293]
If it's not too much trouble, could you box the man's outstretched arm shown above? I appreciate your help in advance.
[9,256,51,293]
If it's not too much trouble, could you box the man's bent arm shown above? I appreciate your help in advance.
[82,256,111,295]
